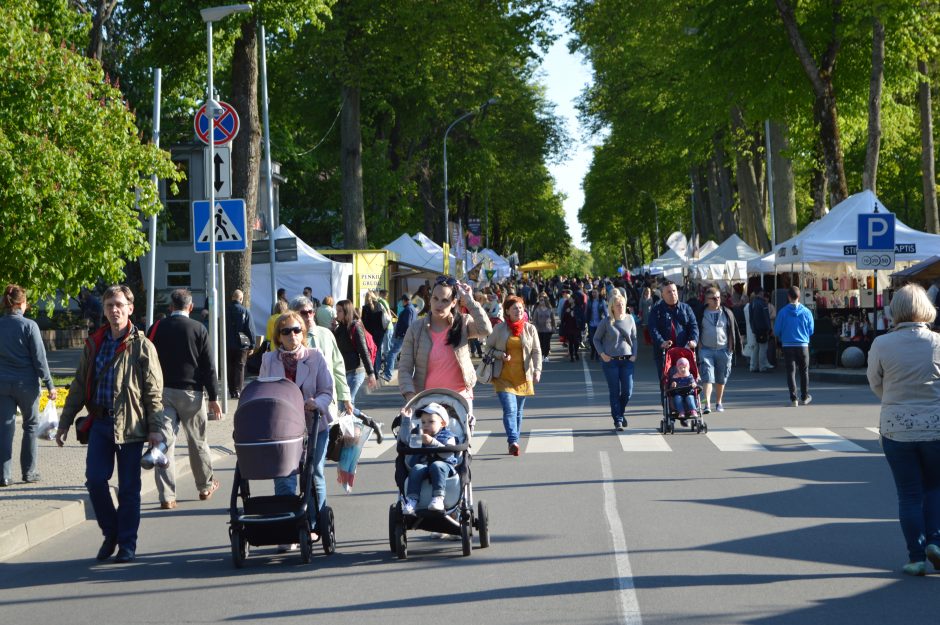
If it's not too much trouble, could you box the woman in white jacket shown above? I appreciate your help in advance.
[485,296,541,456]
[867,284,940,576]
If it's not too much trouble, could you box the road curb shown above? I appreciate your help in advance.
[810,369,869,385]
[0,448,226,563]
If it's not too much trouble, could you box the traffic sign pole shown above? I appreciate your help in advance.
[206,20,219,385]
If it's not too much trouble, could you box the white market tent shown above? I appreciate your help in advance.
[648,248,687,279]
[774,190,940,268]
[694,240,719,260]
[385,233,444,272]
[412,232,458,274]
[250,225,353,334]
[747,251,776,275]
[691,234,761,281]
[478,248,512,281]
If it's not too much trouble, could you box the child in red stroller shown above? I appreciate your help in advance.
[659,346,707,434]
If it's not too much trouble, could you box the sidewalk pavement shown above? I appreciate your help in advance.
[0,348,401,562]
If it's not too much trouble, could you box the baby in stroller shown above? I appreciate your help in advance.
[660,347,707,434]
[401,402,459,515]
[668,357,699,420]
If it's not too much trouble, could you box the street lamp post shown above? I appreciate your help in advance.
[443,98,497,251]
[200,4,251,382]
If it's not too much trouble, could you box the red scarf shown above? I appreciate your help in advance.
[278,347,302,383]
[506,317,525,337]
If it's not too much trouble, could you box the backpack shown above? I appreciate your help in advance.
[351,322,378,367]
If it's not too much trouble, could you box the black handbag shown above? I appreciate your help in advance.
[237,332,252,350]
[74,415,92,445]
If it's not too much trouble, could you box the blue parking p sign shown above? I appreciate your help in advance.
[857,213,895,251]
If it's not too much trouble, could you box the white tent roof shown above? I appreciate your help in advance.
[774,190,940,267]
[694,240,719,260]
[250,225,353,335]
[692,234,761,281]
[477,248,512,280]
[385,233,443,272]
[412,232,457,274]
[747,251,776,274]
[648,248,687,277]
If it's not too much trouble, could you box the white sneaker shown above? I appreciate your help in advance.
[402,496,417,515]
[428,495,445,512]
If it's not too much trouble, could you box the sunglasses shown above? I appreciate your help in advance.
[435,276,458,287]
[279,326,303,336]
[299,309,314,315]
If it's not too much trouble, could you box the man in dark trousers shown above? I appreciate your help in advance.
[648,280,699,394]
[55,285,167,563]
[148,289,222,510]
[748,288,774,371]
[380,293,416,382]
[225,289,255,398]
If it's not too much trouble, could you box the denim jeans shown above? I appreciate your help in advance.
[380,328,394,364]
[783,346,810,401]
[407,461,453,498]
[496,392,527,445]
[672,393,697,415]
[0,379,41,482]
[382,336,404,379]
[85,418,145,551]
[601,359,634,425]
[587,325,599,359]
[881,436,940,562]
[274,423,329,526]
[346,369,366,403]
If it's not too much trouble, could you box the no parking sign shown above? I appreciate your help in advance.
[194,100,240,146]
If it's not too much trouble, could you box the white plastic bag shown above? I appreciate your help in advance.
[38,401,58,441]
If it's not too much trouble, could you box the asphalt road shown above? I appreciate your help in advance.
[1,341,936,625]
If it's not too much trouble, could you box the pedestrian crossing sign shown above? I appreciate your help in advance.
[192,199,247,253]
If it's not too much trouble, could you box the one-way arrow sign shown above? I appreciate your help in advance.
[205,145,231,198]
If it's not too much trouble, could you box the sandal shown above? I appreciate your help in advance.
[199,479,220,501]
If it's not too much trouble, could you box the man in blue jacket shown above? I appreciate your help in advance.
[774,286,815,407]
[648,280,699,393]
[381,293,415,381]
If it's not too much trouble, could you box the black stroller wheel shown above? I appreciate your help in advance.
[388,505,398,554]
[395,519,408,560]
[320,505,336,555]
[477,500,490,548]
[299,527,313,564]
[461,518,472,556]
[230,529,247,568]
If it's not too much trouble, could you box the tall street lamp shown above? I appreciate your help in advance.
[443,98,497,251]
[200,3,251,377]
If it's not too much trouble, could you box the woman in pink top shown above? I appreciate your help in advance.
[397,276,492,408]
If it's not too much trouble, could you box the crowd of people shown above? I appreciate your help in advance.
[2,273,937,577]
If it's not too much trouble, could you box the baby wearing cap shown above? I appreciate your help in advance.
[668,357,699,419]
[402,402,458,515]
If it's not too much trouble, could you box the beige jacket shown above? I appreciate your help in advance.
[59,324,167,444]
[484,322,542,381]
[398,296,492,396]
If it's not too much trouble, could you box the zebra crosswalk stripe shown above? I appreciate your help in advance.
[706,429,769,452]
[618,429,672,452]
[358,438,397,459]
[784,427,868,452]
[470,429,492,454]
[525,428,575,453]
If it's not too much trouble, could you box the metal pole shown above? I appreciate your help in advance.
[259,21,277,312]
[765,119,777,250]
[146,68,161,328]
[443,129,449,249]
[219,253,228,413]
[484,185,489,249]
[206,21,219,374]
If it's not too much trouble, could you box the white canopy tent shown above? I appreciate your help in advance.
[694,240,719,260]
[774,190,940,268]
[691,234,761,281]
[384,233,444,272]
[477,248,512,281]
[648,248,687,279]
[412,232,458,274]
[747,251,776,275]
[250,225,353,335]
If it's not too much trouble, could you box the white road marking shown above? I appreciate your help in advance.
[582,354,594,401]
[784,427,868,452]
[706,429,769,452]
[600,451,644,625]
[618,429,672,452]
[525,428,574,453]
[358,438,397,459]
[470,429,491,454]
[866,427,880,436]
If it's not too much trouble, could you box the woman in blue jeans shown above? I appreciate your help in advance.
[0,284,56,486]
[866,284,940,576]
[592,290,637,431]
[485,296,542,456]
[260,311,335,551]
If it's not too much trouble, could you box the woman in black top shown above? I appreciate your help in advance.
[332,300,376,403]
[360,291,387,374]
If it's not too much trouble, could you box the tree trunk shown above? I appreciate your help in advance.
[730,107,771,250]
[776,0,848,204]
[713,135,736,237]
[706,154,724,238]
[863,16,885,192]
[86,0,118,62]
[227,18,261,306]
[811,148,829,219]
[919,59,940,233]
[768,120,798,244]
[340,85,367,248]
[691,166,711,241]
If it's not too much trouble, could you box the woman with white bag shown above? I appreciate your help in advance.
[0,284,57,486]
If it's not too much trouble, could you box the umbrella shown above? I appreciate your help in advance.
[518,260,558,272]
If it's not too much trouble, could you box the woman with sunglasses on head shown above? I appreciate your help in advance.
[398,276,492,409]
[332,300,377,404]
[260,311,334,549]
[698,285,738,414]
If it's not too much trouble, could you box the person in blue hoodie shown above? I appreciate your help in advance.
[774,286,815,407]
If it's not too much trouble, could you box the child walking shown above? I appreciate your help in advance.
[402,403,458,514]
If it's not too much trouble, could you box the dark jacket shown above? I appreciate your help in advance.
[394,304,416,339]
[748,297,772,336]
[226,301,255,351]
[698,306,739,355]
[333,320,374,375]
[147,313,219,401]
[648,300,699,348]
[360,302,386,339]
